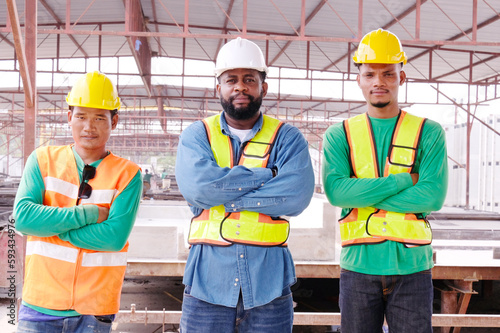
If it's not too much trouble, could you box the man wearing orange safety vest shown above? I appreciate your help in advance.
[175,37,315,332]
[323,29,448,332]
[13,71,142,333]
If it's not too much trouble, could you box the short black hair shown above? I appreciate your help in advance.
[217,70,267,83]
[69,105,118,117]
[354,62,404,69]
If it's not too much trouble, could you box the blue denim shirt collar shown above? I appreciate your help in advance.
[220,111,264,141]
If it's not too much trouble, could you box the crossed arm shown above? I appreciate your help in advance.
[13,151,142,251]
[322,121,448,214]
[175,121,315,218]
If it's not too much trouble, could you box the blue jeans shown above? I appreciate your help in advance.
[339,269,433,333]
[180,286,293,333]
[17,315,114,333]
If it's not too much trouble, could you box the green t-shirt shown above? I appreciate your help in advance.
[322,113,448,275]
[14,146,143,316]
[143,173,153,183]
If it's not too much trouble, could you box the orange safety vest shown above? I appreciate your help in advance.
[22,145,140,315]
[339,111,432,247]
[188,114,290,247]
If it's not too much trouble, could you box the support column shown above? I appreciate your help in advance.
[436,280,477,333]
[24,0,37,164]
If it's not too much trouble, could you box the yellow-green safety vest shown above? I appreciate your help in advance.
[339,111,432,247]
[188,114,290,247]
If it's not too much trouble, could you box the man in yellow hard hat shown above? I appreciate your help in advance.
[322,29,448,332]
[175,37,315,332]
[13,71,143,333]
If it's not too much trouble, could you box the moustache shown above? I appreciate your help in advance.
[229,93,254,102]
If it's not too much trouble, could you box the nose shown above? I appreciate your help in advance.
[373,73,385,86]
[82,118,95,131]
[234,80,247,92]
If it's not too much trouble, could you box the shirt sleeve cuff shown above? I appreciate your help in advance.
[84,205,100,224]
[393,173,414,193]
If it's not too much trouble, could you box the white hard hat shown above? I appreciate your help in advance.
[214,37,268,78]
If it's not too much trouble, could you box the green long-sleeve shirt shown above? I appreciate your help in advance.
[13,146,143,316]
[322,113,448,275]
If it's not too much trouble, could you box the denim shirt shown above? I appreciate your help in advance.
[175,112,315,309]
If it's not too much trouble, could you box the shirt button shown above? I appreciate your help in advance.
[382,228,387,232]
[239,188,242,191]
[257,202,261,206]
[231,204,235,207]
[236,224,240,228]
[383,221,387,225]
[236,231,240,235]
[233,208,237,211]
[261,183,265,186]
[240,254,244,258]
[235,278,239,282]
[234,283,238,286]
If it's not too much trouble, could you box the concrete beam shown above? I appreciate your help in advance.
[114,310,500,328]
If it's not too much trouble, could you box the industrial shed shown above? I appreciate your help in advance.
[1,1,500,332]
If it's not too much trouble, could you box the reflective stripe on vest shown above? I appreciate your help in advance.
[23,145,139,315]
[339,111,432,247]
[188,114,290,247]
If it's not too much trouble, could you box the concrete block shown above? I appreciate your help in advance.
[288,198,337,261]
[128,226,178,260]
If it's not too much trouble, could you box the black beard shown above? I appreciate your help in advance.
[370,101,391,109]
[221,93,263,120]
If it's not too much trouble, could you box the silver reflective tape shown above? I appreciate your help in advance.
[26,241,79,263]
[44,177,78,199]
[80,189,116,204]
[81,252,128,267]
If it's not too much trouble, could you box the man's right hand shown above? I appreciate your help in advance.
[97,206,110,223]
[410,173,419,185]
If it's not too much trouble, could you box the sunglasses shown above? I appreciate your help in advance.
[76,164,96,205]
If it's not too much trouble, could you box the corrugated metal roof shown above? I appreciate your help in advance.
[0,0,499,121]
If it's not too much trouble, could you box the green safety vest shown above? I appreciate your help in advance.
[188,114,290,247]
[339,111,432,247]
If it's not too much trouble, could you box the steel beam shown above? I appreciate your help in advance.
[125,0,152,97]
[268,0,327,66]
[39,0,88,57]
[6,0,33,107]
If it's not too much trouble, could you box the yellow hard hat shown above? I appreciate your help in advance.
[353,29,407,65]
[66,71,121,110]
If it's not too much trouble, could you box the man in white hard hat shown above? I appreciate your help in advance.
[175,37,315,332]
[322,29,448,332]
[13,71,142,333]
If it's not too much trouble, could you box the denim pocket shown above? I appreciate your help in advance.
[94,315,113,324]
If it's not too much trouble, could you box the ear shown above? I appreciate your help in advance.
[356,74,361,87]
[111,114,119,130]
[216,83,221,98]
[67,110,73,124]
[261,81,268,98]
[399,70,406,86]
